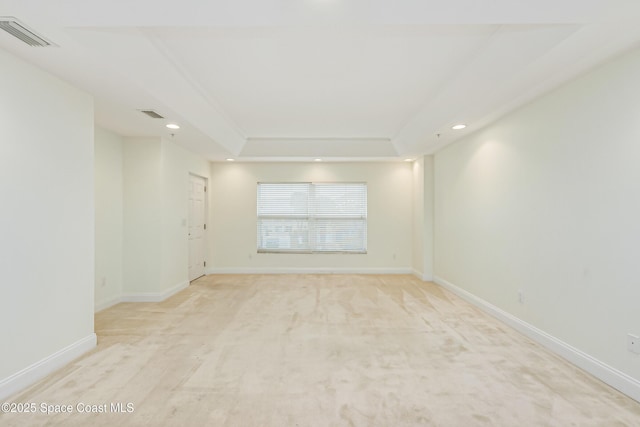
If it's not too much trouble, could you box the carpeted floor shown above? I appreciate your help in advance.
[2,274,640,426]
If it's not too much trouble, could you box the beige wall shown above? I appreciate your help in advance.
[208,162,413,273]
[434,47,640,387]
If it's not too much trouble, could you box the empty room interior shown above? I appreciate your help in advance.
[2,1,640,425]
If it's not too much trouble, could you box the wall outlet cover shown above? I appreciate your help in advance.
[627,334,640,354]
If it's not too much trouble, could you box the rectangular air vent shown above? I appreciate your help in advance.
[0,17,54,47]
[139,110,165,119]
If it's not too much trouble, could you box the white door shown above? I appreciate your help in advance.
[189,174,207,281]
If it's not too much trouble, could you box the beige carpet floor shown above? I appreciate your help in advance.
[2,274,640,426]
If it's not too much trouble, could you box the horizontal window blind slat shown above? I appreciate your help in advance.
[257,183,309,216]
[258,215,310,220]
[257,182,367,253]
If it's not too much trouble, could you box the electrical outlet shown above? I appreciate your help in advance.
[518,289,525,304]
[628,334,640,354]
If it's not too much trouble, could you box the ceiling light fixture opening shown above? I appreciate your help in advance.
[314,158,322,162]
[226,158,235,162]
[452,124,467,130]
[166,123,180,130]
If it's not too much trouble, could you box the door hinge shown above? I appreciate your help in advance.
[204,224,207,230]
[204,186,207,192]
[204,261,206,267]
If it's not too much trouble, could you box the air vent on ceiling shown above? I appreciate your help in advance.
[139,110,165,119]
[0,17,54,47]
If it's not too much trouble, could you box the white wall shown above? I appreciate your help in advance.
[208,162,413,273]
[0,49,95,396]
[434,47,640,388]
[411,156,434,280]
[122,137,210,298]
[412,158,425,277]
[95,127,124,311]
[160,138,210,291]
[123,138,163,295]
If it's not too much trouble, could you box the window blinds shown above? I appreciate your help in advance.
[257,182,367,253]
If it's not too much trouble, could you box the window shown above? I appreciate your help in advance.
[257,182,367,253]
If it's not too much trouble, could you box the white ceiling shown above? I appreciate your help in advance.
[2,0,640,161]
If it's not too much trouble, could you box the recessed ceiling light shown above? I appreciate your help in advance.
[452,124,466,130]
[314,158,322,162]
[404,158,413,162]
[166,123,180,130]
[226,158,235,162]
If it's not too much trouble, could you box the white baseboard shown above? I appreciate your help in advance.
[412,269,433,282]
[0,334,97,401]
[121,281,189,303]
[94,295,122,313]
[205,267,413,275]
[434,275,640,403]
